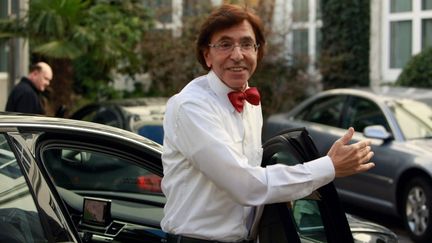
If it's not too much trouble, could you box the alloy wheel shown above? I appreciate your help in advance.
[405,186,429,235]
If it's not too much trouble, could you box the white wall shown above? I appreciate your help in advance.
[0,73,8,111]
[369,0,383,88]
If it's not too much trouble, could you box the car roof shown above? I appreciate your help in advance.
[321,86,432,101]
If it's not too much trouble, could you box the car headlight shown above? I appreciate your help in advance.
[352,232,398,243]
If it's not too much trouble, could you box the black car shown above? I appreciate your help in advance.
[70,97,167,144]
[0,114,397,242]
[263,87,432,243]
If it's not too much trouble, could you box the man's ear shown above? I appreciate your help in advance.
[28,71,38,80]
[203,49,212,68]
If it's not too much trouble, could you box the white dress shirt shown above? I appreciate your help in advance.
[161,71,335,242]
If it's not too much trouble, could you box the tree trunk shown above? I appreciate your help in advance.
[45,58,74,117]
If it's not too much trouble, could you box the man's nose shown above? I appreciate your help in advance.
[230,46,244,61]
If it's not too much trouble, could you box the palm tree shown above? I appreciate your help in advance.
[0,0,153,115]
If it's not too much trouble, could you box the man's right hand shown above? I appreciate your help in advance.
[327,127,375,177]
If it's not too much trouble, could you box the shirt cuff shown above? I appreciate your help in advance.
[304,155,335,190]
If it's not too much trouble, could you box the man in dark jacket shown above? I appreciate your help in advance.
[5,62,53,115]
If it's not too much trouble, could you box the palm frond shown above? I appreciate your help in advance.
[33,41,83,59]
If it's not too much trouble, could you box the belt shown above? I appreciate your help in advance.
[165,233,254,243]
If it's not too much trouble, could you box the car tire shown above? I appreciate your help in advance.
[402,177,432,243]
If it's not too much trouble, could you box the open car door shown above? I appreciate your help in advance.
[259,127,354,243]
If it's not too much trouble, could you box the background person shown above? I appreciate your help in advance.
[5,62,53,115]
[161,4,375,243]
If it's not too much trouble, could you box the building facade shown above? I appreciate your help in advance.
[274,0,432,87]
[2,0,432,111]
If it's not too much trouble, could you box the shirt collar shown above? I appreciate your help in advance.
[207,70,248,113]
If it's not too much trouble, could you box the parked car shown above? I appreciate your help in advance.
[0,114,397,243]
[69,97,167,144]
[263,86,432,243]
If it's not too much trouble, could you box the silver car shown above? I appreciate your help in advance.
[263,87,432,243]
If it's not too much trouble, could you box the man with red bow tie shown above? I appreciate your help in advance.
[161,4,375,243]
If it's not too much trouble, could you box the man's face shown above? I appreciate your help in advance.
[32,67,52,92]
[204,20,258,91]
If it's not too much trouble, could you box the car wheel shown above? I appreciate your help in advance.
[402,177,432,243]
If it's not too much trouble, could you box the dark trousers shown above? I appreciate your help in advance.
[165,233,254,243]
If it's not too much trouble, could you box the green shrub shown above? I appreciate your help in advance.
[320,0,370,89]
[396,47,432,88]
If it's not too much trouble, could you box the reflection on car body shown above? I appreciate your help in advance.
[0,133,78,242]
[0,114,397,242]
[263,86,432,243]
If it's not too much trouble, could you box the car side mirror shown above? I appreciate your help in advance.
[363,125,392,141]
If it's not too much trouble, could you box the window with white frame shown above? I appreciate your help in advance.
[382,0,432,81]
[182,0,213,18]
[146,0,220,37]
[146,0,174,29]
[290,0,322,72]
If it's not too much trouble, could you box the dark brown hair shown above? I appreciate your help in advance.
[196,4,266,71]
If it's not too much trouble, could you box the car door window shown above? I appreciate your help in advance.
[293,199,326,241]
[295,96,346,127]
[0,134,47,243]
[344,97,390,132]
[41,142,165,241]
[262,149,328,242]
[260,128,353,243]
[43,148,162,194]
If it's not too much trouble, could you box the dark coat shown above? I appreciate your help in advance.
[5,77,44,115]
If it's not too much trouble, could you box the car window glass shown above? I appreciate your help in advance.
[43,148,162,195]
[269,150,327,242]
[293,200,326,242]
[295,96,345,127]
[344,97,390,132]
[0,134,47,243]
[388,99,432,139]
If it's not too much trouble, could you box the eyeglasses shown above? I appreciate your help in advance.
[208,41,260,53]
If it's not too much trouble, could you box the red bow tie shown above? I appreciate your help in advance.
[228,87,260,113]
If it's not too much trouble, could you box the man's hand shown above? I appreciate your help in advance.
[327,127,375,177]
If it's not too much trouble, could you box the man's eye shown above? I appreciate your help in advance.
[241,43,254,49]
[218,42,233,49]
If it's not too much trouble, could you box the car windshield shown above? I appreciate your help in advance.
[387,99,432,140]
